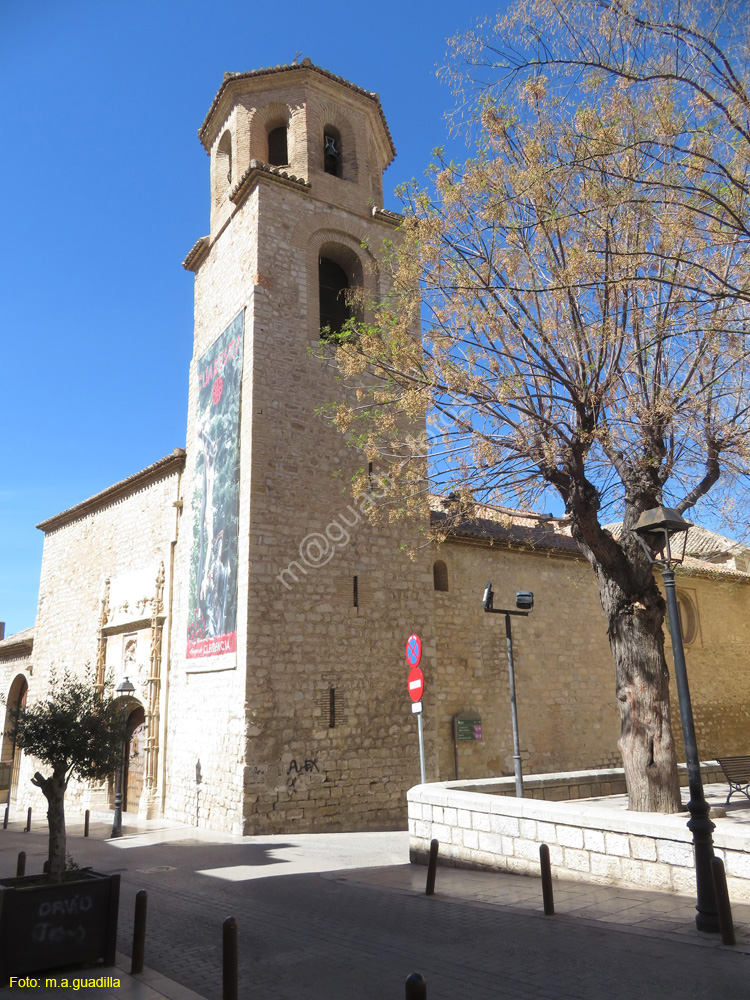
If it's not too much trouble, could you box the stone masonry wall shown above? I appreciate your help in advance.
[434,540,750,786]
[164,182,260,835]
[242,169,433,833]
[409,779,750,902]
[663,571,750,761]
[17,467,181,816]
[432,540,622,783]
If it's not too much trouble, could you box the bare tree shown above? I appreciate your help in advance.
[331,0,750,811]
[450,0,750,305]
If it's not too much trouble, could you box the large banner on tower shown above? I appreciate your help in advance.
[186,311,243,667]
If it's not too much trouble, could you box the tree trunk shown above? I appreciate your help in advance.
[570,500,682,813]
[604,588,682,812]
[32,769,67,882]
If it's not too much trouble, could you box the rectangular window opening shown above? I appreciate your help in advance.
[353,574,358,609]
[329,687,336,728]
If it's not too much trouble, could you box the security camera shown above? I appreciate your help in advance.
[515,591,534,612]
[482,581,494,611]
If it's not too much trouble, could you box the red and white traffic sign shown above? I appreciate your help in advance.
[405,634,422,667]
[408,666,424,702]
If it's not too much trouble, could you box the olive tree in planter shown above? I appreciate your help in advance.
[0,670,128,982]
[5,670,127,881]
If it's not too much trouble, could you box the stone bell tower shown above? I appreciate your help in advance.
[167,60,434,834]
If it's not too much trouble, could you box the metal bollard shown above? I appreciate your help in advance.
[711,857,735,946]
[539,843,555,916]
[405,972,427,999]
[3,804,8,829]
[16,851,26,877]
[223,916,238,1000]
[131,890,147,974]
[24,807,31,832]
[84,810,90,838]
[425,839,439,896]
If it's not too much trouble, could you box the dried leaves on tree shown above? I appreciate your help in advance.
[329,0,750,811]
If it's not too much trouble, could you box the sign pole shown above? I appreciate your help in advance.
[452,715,459,781]
[417,710,426,785]
[406,635,426,785]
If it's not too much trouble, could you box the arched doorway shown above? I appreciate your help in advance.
[1,675,28,805]
[124,705,146,813]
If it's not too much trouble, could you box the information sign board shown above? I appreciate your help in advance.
[456,712,483,741]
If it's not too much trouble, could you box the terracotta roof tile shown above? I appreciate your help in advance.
[431,508,579,555]
[182,236,210,272]
[0,627,34,656]
[229,160,310,208]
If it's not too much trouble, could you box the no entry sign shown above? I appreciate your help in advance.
[408,666,424,702]
[405,634,422,667]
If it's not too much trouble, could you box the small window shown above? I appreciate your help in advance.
[433,560,449,592]
[676,592,698,645]
[666,590,699,645]
[319,257,351,338]
[268,126,288,166]
[324,127,342,177]
[217,130,232,185]
[329,687,336,728]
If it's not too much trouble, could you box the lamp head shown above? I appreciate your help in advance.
[482,581,494,611]
[515,591,534,612]
[633,505,692,538]
[633,505,692,565]
[116,676,136,697]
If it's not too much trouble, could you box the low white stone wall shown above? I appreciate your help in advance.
[437,764,723,803]
[408,770,750,902]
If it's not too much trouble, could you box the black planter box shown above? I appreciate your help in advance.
[0,870,120,981]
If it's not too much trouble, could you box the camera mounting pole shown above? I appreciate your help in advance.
[482,584,533,797]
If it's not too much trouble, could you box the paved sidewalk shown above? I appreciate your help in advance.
[2,808,749,999]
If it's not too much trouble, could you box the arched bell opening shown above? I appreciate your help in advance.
[318,242,364,342]
[267,123,289,167]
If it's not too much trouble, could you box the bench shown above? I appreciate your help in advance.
[716,756,750,804]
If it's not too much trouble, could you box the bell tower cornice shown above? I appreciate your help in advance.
[197,57,396,166]
[194,57,399,248]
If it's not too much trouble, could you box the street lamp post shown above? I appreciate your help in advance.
[111,676,135,839]
[634,506,720,934]
[482,584,533,798]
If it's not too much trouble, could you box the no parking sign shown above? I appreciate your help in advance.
[405,633,426,784]
[405,634,422,668]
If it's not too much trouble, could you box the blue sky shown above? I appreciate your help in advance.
[0,0,505,635]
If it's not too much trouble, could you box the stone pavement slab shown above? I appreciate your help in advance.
[338,862,750,951]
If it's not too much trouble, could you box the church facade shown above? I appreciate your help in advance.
[3,62,750,835]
